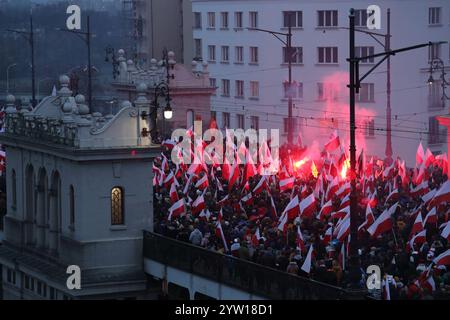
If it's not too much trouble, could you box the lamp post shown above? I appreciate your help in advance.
[6,63,17,95]
[427,58,449,109]
[105,46,121,79]
[347,8,440,288]
[248,12,294,146]
[58,16,93,109]
[7,15,36,107]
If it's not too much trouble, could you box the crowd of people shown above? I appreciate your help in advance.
[152,134,450,300]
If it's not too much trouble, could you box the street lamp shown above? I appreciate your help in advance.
[247,12,295,146]
[347,8,441,289]
[6,63,17,94]
[105,46,121,79]
[427,58,449,109]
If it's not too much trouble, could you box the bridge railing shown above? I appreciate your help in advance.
[143,231,357,300]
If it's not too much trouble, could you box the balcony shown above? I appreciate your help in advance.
[143,231,363,300]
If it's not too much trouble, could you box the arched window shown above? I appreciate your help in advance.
[111,187,124,225]
[69,185,75,229]
[11,169,17,209]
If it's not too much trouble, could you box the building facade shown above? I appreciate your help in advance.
[123,0,194,66]
[0,76,161,300]
[192,0,450,166]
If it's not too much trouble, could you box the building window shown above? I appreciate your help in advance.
[283,81,297,99]
[12,169,17,209]
[364,119,375,137]
[250,47,259,64]
[235,80,244,98]
[194,39,202,59]
[222,112,230,129]
[221,46,229,62]
[298,82,303,99]
[250,116,259,130]
[355,46,375,63]
[210,78,217,93]
[318,47,338,64]
[194,12,202,29]
[429,7,441,25]
[250,81,259,98]
[221,12,229,28]
[111,187,124,225]
[235,46,244,63]
[208,45,216,62]
[49,287,56,300]
[235,12,243,28]
[283,11,302,28]
[69,185,75,228]
[7,268,16,285]
[357,83,375,102]
[222,79,230,97]
[249,12,258,28]
[354,9,368,27]
[317,10,338,27]
[429,117,445,144]
[207,12,216,28]
[237,114,245,129]
[283,47,302,64]
[428,80,442,109]
[429,42,441,61]
[317,82,338,101]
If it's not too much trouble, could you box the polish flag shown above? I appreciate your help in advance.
[332,206,350,220]
[440,221,450,241]
[367,190,378,208]
[409,229,427,251]
[410,211,424,237]
[244,152,257,182]
[277,211,289,232]
[424,148,435,168]
[218,208,223,221]
[422,188,437,205]
[228,164,240,190]
[383,162,395,179]
[283,195,300,220]
[410,181,429,198]
[163,172,174,188]
[300,185,309,199]
[280,177,295,192]
[187,161,202,176]
[430,180,450,207]
[168,199,185,220]
[269,195,278,219]
[169,183,178,203]
[222,156,232,180]
[241,192,254,206]
[339,194,350,210]
[195,174,209,190]
[162,139,176,150]
[433,249,450,266]
[424,207,437,226]
[358,205,375,233]
[326,177,340,200]
[217,194,229,207]
[192,195,206,215]
[335,182,351,198]
[318,199,334,220]
[337,215,350,241]
[182,174,193,195]
[216,177,223,191]
[415,162,426,185]
[253,176,268,195]
[385,189,399,204]
[215,221,229,252]
[296,226,305,251]
[199,209,211,221]
[367,203,398,238]
[299,194,316,218]
[322,226,333,245]
[416,142,425,166]
[301,245,314,274]
[251,227,262,247]
[421,275,436,293]
[324,130,341,152]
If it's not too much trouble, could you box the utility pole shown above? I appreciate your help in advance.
[7,15,37,108]
[58,15,93,108]
[248,15,294,146]
[347,8,438,288]
[385,9,393,165]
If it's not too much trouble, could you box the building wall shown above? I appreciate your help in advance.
[192,0,450,166]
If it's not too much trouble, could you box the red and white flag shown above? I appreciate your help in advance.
[440,221,450,241]
[301,245,314,274]
[332,205,350,220]
[424,148,435,168]
[410,181,429,198]
[324,130,341,152]
[282,195,300,220]
[339,194,350,210]
[299,194,316,218]
[326,177,339,200]
[228,164,240,190]
[296,226,305,251]
[337,215,350,241]
[192,195,206,215]
[409,229,427,251]
[318,199,334,220]
[280,177,295,192]
[335,182,351,198]
[269,195,278,219]
[215,221,229,252]
[241,192,254,206]
[410,210,424,237]
[367,203,398,238]
[253,176,268,195]
[322,226,333,245]
[416,142,425,166]
[424,207,437,226]
[169,182,178,203]
[385,189,399,204]
[277,211,289,233]
[430,180,450,207]
[195,174,209,190]
[168,199,185,220]
[433,249,450,266]
[422,188,437,205]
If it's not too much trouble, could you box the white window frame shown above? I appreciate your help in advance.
[429,7,441,25]
[317,47,338,64]
[207,12,216,28]
[250,47,259,64]
[235,80,244,98]
[193,12,202,29]
[221,46,229,63]
[283,11,302,28]
[355,46,375,63]
[249,11,258,28]
[357,83,375,102]
[283,46,303,64]
[250,81,259,98]
[354,9,368,27]
[317,10,338,27]
[208,45,216,62]
[235,46,244,63]
[222,79,230,97]
[235,12,243,29]
[221,12,229,29]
